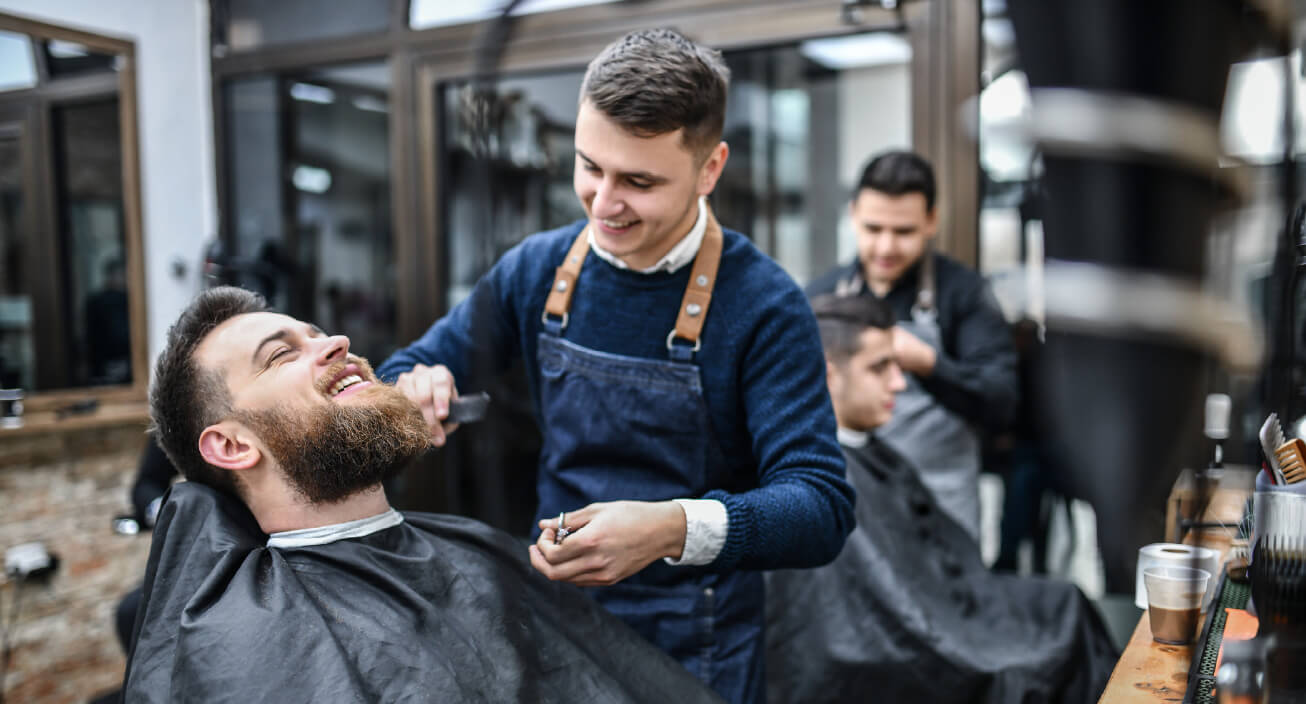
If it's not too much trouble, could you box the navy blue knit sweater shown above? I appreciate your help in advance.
[377,220,854,572]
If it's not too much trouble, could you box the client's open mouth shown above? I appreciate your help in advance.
[325,363,374,399]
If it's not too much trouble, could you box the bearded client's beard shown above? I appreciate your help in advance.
[238,384,430,505]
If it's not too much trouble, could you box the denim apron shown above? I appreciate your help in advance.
[837,252,983,540]
[535,212,765,704]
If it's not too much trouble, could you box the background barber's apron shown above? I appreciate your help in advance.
[533,217,765,704]
[842,254,983,542]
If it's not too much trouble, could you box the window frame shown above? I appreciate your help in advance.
[0,12,147,412]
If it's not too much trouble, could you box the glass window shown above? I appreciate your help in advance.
[0,31,36,92]
[722,34,912,285]
[223,61,397,362]
[0,19,143,398]
[0,128,30,389]
[220,0,390,52]
[410,0,617,30]
[54,99,129,387]
[0,99,131,391]
[43,40,119,78]
[977,7,1038,312]
[1220,51,1306,164]
[441,72,587,306]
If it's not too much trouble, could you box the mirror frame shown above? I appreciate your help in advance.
[0,12,147,411]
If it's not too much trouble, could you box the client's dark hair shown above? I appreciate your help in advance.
[149,286,267,497]
[811,294,896,365]
[856,150,936,212]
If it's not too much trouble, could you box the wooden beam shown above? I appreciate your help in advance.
[909,0,981,268]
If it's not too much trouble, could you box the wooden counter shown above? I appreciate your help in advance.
[1098,468,1255,703]
[1099,608,1203,703]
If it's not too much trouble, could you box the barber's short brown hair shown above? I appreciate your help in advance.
[581,28,730,162]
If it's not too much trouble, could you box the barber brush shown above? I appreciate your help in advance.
[1262,414,1288,484]
[1276,439,1306,484]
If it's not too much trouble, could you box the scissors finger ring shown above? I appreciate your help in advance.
[554,512,569,544]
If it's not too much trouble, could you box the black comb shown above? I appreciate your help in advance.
[446,392,491,424]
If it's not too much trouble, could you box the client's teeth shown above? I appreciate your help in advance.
[329,374,364,396]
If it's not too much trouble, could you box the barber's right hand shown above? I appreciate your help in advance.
[393,363,460,446]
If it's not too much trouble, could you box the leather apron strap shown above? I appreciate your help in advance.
[542,211,724,359]
[912,246,937,320]
[667,211,723,359]
[542,226,593,330]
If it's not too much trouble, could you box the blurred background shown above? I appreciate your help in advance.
[0,0,1302,701]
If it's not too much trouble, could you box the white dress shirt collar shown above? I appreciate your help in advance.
[837,426,870,448]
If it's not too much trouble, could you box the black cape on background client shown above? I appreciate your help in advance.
[765,436,1118,704]
[124,482,723,704]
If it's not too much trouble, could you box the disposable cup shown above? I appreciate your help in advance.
[1143,565,1210,645]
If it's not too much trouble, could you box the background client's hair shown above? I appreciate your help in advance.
[811,294,895,366]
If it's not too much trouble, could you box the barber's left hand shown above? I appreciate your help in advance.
[529,501,687,587]
[891,325,937,376]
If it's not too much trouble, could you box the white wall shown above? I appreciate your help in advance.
[838,62,911,190]
[0,0,214,368]
[833,61,912,263]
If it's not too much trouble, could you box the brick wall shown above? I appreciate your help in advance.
[0,423,153,704]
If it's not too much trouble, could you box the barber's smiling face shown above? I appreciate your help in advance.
[196,311,380,416]
[573,100,728,270]
[852,189,937,292]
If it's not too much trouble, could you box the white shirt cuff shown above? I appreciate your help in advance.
[663,498,727,566]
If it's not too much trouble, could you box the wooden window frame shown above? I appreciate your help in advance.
[0,12,147,412]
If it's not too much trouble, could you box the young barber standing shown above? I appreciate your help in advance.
[377,29,854,704]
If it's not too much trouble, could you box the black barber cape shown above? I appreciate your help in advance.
[123,482,723,704]
[765,438,1117,704]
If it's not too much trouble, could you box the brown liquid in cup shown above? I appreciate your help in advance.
[1150,605,1200,644]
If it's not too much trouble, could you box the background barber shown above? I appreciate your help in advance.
[808,150,1018,541]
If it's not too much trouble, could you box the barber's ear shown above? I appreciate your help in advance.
[198,421,262,471]
[825,359,842,393]
[923,207,940,240]
[696,141,730,196]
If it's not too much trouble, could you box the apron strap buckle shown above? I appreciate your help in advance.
[666,329,701,361]
[542,310,569,335]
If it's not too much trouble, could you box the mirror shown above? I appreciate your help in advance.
[0,14,144,405]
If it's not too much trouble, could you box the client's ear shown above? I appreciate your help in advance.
[198,421,262,471]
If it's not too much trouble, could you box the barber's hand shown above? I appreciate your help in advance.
[529,501,687,587]
[393,363,460,446]
[892,326,937,376]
